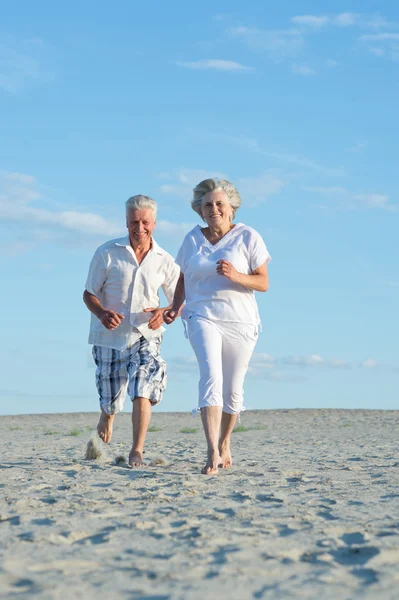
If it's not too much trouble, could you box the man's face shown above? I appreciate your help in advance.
[126,208,156,246]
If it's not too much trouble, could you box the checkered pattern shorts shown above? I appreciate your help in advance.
[92,336,167,415]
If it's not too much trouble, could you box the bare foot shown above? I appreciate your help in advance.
[201,451,220,475]
[129,449,145,467]
[219,441,232,469]
[97,409,114,443]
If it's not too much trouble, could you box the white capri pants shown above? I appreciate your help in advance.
[187,314,258,414]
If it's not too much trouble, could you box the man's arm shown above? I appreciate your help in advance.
[83,290,124,331]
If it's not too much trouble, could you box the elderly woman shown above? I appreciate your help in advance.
[164,178,271,474]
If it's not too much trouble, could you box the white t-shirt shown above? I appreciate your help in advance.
[175,223,271,326]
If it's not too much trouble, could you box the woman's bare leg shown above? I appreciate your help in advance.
[200,406,222,474]
[219,412,237,468]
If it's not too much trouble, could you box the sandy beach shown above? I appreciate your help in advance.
[0,409,398,599]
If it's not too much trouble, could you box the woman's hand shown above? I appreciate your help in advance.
[164,271,185,325]
[143,307,165,330]
[216,260,241,284]
[163,308,178,325]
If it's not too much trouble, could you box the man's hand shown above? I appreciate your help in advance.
[100,310,124,330]
[216,260,241,284]
[163,308,178,325]
[144,307,165,330]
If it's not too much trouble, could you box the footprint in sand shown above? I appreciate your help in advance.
[330,545,380,566]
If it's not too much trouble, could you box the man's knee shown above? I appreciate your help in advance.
[132,396,157,406]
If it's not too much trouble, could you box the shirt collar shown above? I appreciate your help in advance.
[114,235,165,255]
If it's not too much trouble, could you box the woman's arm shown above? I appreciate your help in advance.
[163,272,186,324]
[216,260,269,292]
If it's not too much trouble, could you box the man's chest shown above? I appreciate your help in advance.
[105,255,165,291]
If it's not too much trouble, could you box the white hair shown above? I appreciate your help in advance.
[125,195,157,217]
[191,178,241,221]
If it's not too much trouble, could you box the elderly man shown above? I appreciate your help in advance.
[83,195,179,466]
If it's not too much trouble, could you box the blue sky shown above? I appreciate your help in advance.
[1,1,398,415]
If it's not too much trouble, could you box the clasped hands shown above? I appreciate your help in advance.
[101,261,240,330]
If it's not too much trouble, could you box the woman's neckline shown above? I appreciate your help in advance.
[198,223,240,247]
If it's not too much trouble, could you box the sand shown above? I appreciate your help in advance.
[0,409,398,599]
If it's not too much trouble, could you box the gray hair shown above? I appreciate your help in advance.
[191,178,241,221]
[125,195,157,218]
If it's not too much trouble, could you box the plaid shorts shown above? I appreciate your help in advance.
[92,336,167,415]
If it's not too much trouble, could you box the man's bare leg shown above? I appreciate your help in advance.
[200,406,223,475]
[129,397,152,467]
[97,408,115,443]
[219,412,237,468]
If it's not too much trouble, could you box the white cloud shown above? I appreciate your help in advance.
[290,13,360,29]
[0,171,193,239]
[157,220,196,236]
[170,351,398,380]
[176,59,253,72]
[188,131,264,155]
[0,37,47,93]
[334,12,359,27]
[365,15,392,29]
[305,186,347,195]
[229,27,303,61]
[326,59,339,68]
[267,152,344,176]
[0,171,123,235]
[159,168,284,205]
[159,168,228,200]
[255,12,397,64]
[360,33,399,41]
[0,171,40,203]
[359,31,399,62]
[369,47,385,57]
[360,359,378,369]
[185,130,343,177]
[0,201,123,236]
[170,351,306,382]
[291,64,316,76]
[358,359,399,373]
[0,240,33,257]
[346,142,367,152]
[283,354,323,367]
[352,193,389,209]
[250,352,275,367]
[168,355,198,370]
[291,15,330,28]
[1,172,36,185]
[282,355,351,369]
[291,12,391,30]
[250,370,307,382]
[305,186,394,211]
[237,171,285,204]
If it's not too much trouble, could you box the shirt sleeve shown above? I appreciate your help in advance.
[175,235,190,273]
[249,230,271,272]
[85,248,107,296]
[161,258,181,305]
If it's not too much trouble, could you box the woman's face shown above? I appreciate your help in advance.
[201,190,233,228]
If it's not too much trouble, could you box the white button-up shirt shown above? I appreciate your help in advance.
[85,235,180,351]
